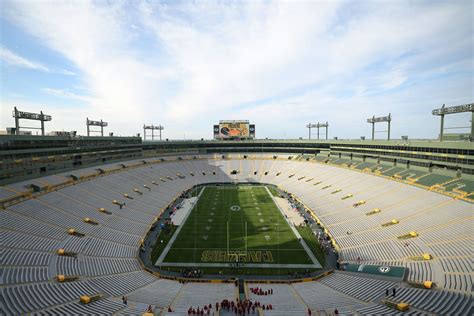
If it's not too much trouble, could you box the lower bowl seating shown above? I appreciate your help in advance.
[1,155,472,315]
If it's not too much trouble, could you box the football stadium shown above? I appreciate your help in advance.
[1,119,473,315]
[1,1,473,315]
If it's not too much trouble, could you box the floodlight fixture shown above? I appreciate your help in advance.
[12,107,52,135]
[432,103,473,141]
[143,124,164,141]
[367,113,391,140]
[306,121,329,140]
[87,118,108,136]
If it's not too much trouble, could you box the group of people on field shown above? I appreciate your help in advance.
[181,268,203,278]
[187,298,273,315]
[249,286,273,296]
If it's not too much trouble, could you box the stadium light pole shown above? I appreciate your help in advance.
[143,124,164,141]
[306,123,318,140]
[86,118,108,136]
[432,103,474,141]
[12,107,52,135]
[315,122,329,140]
[367,114,391,140]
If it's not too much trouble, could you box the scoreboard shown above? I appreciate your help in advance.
[213,120,255,140]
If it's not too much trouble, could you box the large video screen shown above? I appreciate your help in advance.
[219,121,249,138]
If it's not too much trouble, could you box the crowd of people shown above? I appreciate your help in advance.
[318,232,337,257]
[249,286,273,295]
[288,191,338,260]
[187,298,275,315]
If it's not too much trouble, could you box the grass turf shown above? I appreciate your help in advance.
[296,226,326,266]
[267,186,281,197]
[162,185,315,265]
[151,225,177,264]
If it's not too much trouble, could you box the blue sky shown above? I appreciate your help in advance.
[0,0,472,139]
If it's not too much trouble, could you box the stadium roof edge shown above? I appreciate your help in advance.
[0,135,141,141]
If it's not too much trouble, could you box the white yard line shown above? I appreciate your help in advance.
[155,187,206,265]
[265,186,322,268]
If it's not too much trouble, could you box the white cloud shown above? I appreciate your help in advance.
[56,69,76,76]
[1,0,472,139]
[139,1,341,120]
[42,88,94,102]
[0,46,50,72]
[0,46,76,76]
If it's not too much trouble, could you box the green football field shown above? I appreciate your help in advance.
[161,185,316,266]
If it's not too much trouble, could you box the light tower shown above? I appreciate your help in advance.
[367,114,391,140]
[12,107,52,135]
[143,124,164,141]
[315,122,329,140]
[306,122,329,140]
[432,103,473,141]
[306,123,317,140]
[86,118,108,136]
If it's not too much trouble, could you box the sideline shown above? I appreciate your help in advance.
[265,186,321,268]
[155,187,206,265]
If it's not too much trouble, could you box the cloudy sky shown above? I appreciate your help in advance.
[0,0,472,140]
